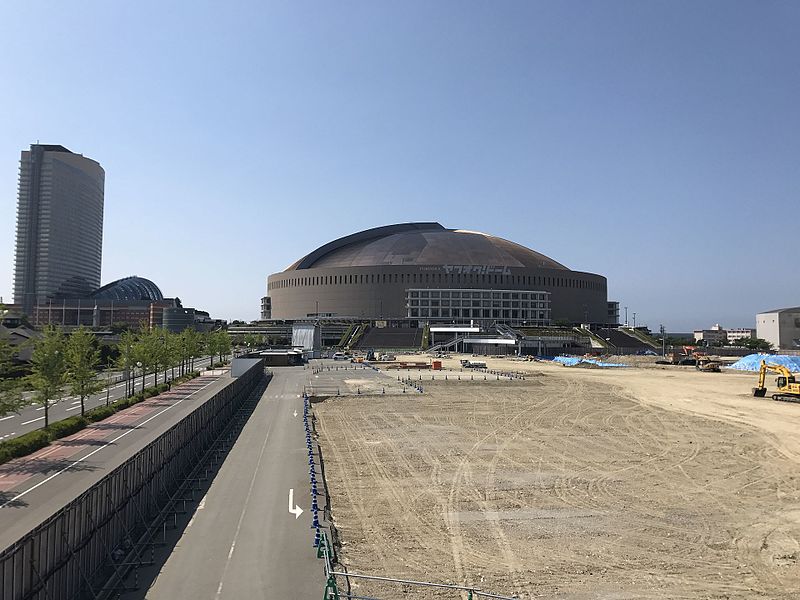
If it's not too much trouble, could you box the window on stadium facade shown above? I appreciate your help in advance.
[404,288,551,325]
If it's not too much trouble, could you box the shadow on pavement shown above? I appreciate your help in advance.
[0,457,100,476]
[55,438,110,447]
[119,378,269,599]
[89,422,136,431]
[0,491,29,508]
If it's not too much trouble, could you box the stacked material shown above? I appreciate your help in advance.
[727,354,800,372]
[553,356,628,368]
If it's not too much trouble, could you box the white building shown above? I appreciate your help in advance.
[694,324,727,345]
[756,307,800,351]
[726,328,756,343]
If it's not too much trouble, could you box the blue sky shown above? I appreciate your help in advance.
[0,1,797,331]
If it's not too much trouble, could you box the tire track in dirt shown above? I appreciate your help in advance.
[317,364,800,599]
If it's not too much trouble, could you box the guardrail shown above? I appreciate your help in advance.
[0,359,266,600]
[317,530,516,599]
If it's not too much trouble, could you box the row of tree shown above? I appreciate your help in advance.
[0,327,232,427]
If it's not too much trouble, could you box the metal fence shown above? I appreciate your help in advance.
[0,359,266,600]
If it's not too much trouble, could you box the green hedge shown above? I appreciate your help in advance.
[45,416,88,439]
[0,371,202,466]
[86,405,116,422]
[0,430,51,464]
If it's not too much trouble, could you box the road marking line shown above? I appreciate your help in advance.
[21,417,45,425]
[186,494,207,529]
[65,406,81,412]
[0,379,218,508]
[0,416,15,421]
[214,414,275,600]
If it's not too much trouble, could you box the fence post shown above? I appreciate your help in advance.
[323,574,340,600]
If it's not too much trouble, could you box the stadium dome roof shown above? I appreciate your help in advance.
[287,223,568,271]
[91,276,164,302]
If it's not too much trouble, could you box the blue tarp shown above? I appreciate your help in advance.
[553,356,628,368]
[727,354,800,372]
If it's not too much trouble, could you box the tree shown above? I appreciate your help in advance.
[166,330,181,380]
[66,326,105,416]
[27,326,66,428]
[215,331,232,363]
[133,330,156,393]
[0,335,27,417]
[183,328,203,372]
[117,330,138,398]
[205,331,219,368]
[151,328,172,384]
[737,337,773,352]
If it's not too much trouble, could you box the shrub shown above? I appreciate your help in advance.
[86,405,116,422]
[157,383,169,393]
[112,395,136,410]
[46,416,88,439]
[0,429,51,464]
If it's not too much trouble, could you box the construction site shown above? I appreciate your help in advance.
[312,354,800,599]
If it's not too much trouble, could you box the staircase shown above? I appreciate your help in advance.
[428,335,468,353]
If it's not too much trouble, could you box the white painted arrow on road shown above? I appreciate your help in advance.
[288,488,303,519]
[293,409,298,417]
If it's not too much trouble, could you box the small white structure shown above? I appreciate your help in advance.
[292,322,321,357]
[756,307,800,351]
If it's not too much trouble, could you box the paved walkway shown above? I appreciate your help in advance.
[0,373,229,550]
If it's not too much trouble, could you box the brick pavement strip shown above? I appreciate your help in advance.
[0,377,218,494]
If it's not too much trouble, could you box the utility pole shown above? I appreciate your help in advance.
[633,312,636,328]
[660,324,666,356]
[624,306,628,326]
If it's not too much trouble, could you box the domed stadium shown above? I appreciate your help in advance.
[91,276,164,302]
[266,223,609,324]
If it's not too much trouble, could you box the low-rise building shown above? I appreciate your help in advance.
[694,324,727,345]
[726,328,756,344]
[756,307,800,351]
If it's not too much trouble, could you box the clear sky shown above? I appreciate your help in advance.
[0,1,797,331]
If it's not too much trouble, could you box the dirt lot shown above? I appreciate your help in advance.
[315,356,800,599]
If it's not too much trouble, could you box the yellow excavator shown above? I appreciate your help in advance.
[752,360,800,402]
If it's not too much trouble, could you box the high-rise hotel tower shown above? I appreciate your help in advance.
[12,144,105,315]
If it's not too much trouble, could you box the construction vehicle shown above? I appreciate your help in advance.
[752,360,800,402]
[460,359,487,369]
[660,346,701,366]
[695,357,722,372]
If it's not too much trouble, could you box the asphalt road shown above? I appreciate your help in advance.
[0,356,213,441]
[143,362,389,599]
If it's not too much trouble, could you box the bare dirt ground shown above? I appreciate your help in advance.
[315,355,800,599]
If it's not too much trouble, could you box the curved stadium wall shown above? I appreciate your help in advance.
[266,223,608,325]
